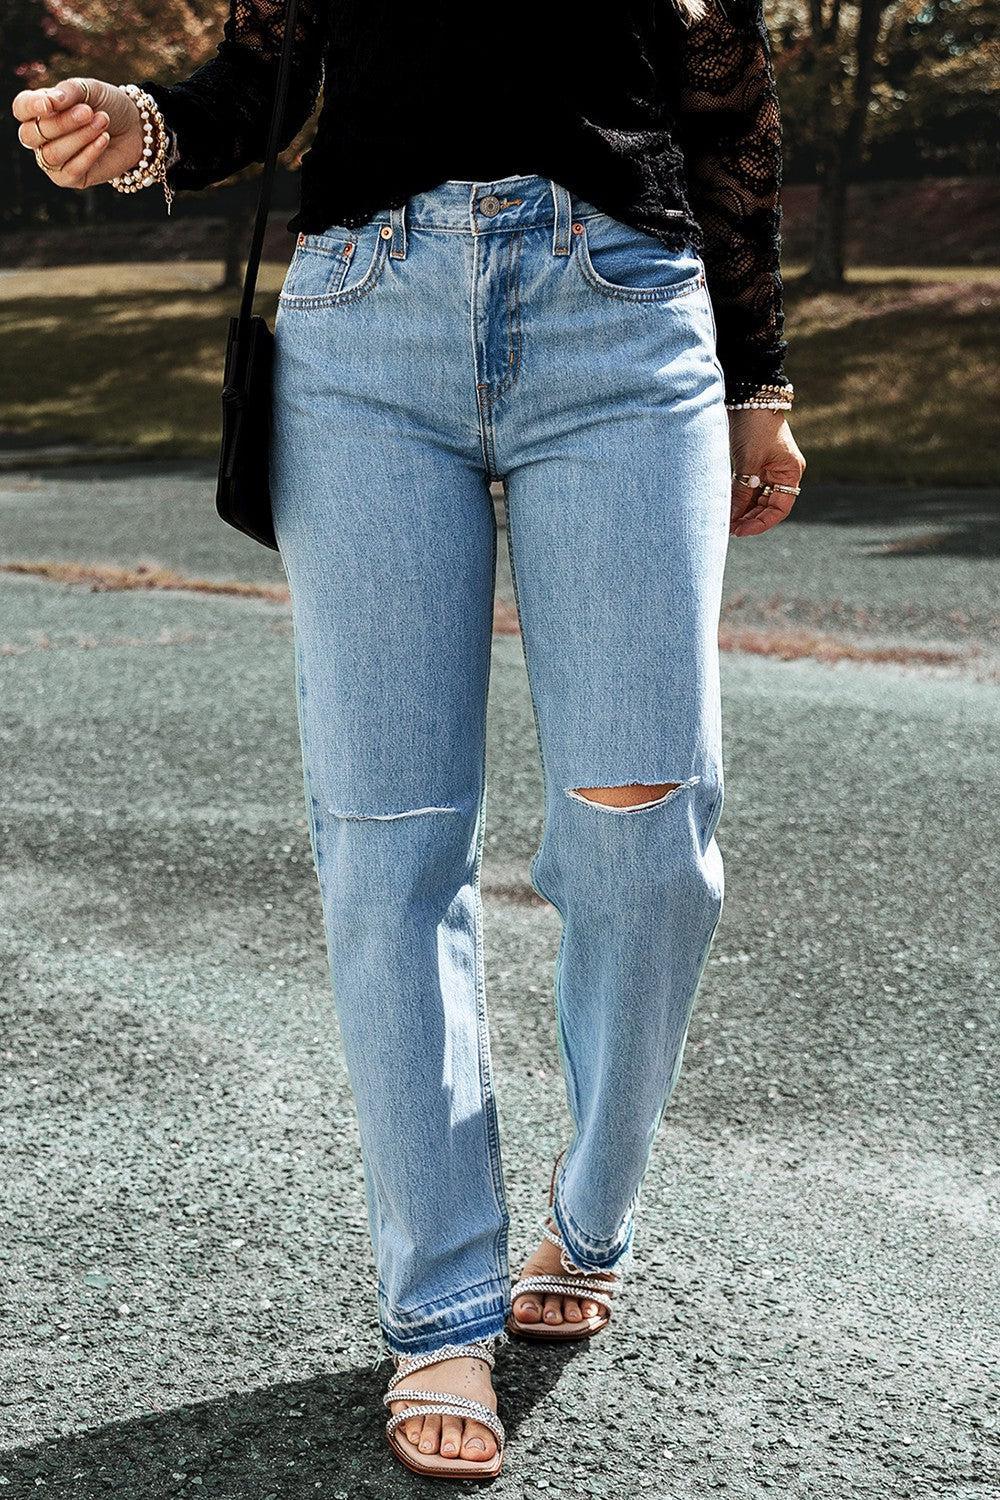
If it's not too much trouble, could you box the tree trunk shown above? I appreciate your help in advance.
[805,0,886,289]
[222,201,249,291]
[809,157,848,288]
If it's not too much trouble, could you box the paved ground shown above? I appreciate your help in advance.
[1,466,998,1498]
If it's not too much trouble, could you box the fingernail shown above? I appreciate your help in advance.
[52,89,66,102]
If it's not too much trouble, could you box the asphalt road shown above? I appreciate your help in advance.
[1,467,998,1499]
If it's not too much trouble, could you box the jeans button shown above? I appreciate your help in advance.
[478,194,501,217]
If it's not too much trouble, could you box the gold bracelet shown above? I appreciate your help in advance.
[108,83,174,215]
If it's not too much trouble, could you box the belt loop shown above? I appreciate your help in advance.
[551,182,572,256]
[389,202,407,260]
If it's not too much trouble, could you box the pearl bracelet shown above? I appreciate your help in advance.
[108,83,174,215]
[725,381,794,412]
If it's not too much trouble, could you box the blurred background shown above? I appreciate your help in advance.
[1,0,998,481]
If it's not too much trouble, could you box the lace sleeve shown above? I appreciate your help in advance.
[138,0,327,195]
[666,0,789,405]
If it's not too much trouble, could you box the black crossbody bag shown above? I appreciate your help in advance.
[215,0,301,551]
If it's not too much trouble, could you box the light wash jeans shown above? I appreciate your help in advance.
[269,175,731,1355]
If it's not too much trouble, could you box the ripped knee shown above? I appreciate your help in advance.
[325,802,463,821]
[565,777,700,813]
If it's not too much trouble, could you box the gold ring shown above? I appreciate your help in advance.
[34,137,56,174]
[74,78,92,105]
[732,473,802,497]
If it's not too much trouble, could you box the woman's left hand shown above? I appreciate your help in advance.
[728,408,806,538]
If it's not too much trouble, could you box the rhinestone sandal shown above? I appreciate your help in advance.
[507,1150,625,1341]
[383,1339,505,1481]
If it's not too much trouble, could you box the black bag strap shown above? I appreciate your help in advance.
[237,0,303,329]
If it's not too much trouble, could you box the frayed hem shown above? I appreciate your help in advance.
[551,1186,639,1273]
[373,1323,511,1367]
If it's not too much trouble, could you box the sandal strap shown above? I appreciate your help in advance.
[511,1272,617,1313]
[541,1219,570,1251]
[384,1392,506,1448]
[386,1340,495,1390]
[384,1341,504,1449]
[538,1218,626,1285]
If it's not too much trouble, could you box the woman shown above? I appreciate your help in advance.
[13,0,805,1481]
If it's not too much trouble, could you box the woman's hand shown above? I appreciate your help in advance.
[12,78,145,189]
[728,408,806,538]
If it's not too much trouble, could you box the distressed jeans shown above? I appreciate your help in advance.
[269,176,731,1354]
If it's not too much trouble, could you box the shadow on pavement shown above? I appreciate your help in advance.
[789,484,1000,556]
[5,1341,583,1497]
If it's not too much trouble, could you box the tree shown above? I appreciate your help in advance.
[801,0,893,288]
[28,0,224,91]
[772,0,998,287]
[876,0,999,177]
[1,0,58,227]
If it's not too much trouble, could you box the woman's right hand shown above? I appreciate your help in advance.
[11,78,146,189]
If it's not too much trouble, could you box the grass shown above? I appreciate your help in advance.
[782,272,999,484]
[0,262,996,484]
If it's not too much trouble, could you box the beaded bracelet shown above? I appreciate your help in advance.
[108,83,174,215]
[725,381,795,412]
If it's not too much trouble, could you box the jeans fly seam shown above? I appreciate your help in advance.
[477,387,500,481]
[469,231,498,479]
[496,230,523,396]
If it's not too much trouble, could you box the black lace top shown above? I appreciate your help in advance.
[141,0,789,403]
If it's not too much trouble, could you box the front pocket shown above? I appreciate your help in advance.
[279,221,389,306]
[575,214,705,303]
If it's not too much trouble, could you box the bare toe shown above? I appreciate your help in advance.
[462,1420,497,1462]
[514,1294,543,1323]
[403,1414,424,1447]
[418,1412,441,1454]
[440,1414,463,1458]
[543,1294,563,1325]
